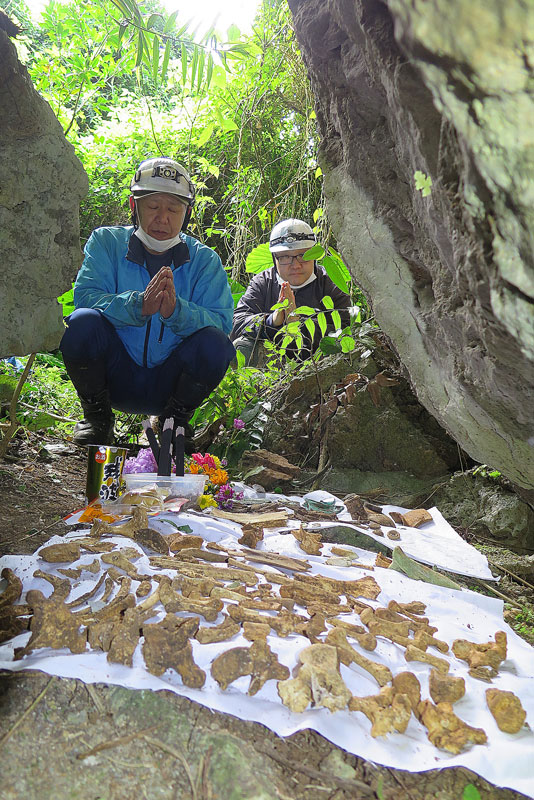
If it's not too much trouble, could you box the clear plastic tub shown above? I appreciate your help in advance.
[121,473,207,501]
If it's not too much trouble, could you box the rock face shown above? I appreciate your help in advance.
[261,350,462,486]
[287,0,534,493]
[0,26,88,357]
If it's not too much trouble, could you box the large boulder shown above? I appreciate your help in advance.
[261,349,463,486]
[287,0,534,496]
[0,22,88,357]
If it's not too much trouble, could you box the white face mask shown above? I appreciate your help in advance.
[275,270,317,291]
[133,224,183,253]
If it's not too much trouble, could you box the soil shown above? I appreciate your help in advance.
[0,429,531,800]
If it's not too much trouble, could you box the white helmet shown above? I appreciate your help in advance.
[130,157,195,205]
[269,219,316,253]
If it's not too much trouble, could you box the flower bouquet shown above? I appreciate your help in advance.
[122,449,243,510]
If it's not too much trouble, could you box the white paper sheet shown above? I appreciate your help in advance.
[1,510,532,797]
[232,486,496,580]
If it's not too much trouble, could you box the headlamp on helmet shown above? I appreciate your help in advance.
[130,157,195,206]
[269,219,316,253]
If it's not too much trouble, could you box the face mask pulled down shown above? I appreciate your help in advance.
[133,224,183,253]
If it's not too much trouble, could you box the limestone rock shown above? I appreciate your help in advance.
[0,26,88,356]
[262,352,462,480]
[241,449,300,489]
[431,471,534,554]
[287,0,534,494]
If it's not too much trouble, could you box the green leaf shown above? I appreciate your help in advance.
[196,48,206,91]
[285,321,300,334]
[210,65,227,89]
[312,207,323,223]
[151,33,159,82]
[181,42,188,85]
[280,335,292,350]
[205,54,214,89]
[314,166,322,178]
[190,45,199,89]
[227,24,241,42]
[229,279,246,306]
[317,312,327,337]
[57,284,75,316]
[24,412,56,432]
[319,337,341,355]
[414,170,432,197]
[303,243,324,261]
[196,123,214,147]
[163,10,179,33]
[321,254,350,293]
[462,786,481,800]
[242,465,264,481]
[341,335,355,353]
[220,114,238,132]
[161,40,171,82]
[327,247,352,280]
[321,295,334,309]
[332,309,341,330]
[293,305,315,316]
[0,374,19,403]
[135,31,144,68]
[304,319,316,339]
[246,242,272,274]
[146,13,161,30]
[236,349,246,368]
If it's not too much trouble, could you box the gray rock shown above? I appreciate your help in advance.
[262,352,461,484]
[287,0,534,496]
[0,27,88,357]
[431,472,534,554]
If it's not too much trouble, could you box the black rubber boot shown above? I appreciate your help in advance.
[63,359,115,447]
[73,390,115,446]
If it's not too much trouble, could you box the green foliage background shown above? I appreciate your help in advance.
[4,0,325,283]
[1,0,370,457]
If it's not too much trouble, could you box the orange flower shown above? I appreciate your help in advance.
[189,462,202,474]
[206,467,229,486]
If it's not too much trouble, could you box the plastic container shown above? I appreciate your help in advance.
[122,473,207,500]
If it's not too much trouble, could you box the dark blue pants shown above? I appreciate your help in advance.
[60,308,235,415]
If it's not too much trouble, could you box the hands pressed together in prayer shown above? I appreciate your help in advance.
[272,281,297,327]
[142,266,176,318]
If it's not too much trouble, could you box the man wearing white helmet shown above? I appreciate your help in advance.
[231,219,350,365]
[60,156,235,446]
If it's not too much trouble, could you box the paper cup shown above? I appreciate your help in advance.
[86,445,128,504]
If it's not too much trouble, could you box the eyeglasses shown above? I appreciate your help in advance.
[276,254,311,267]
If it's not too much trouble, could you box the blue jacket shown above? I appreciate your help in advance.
[74,226,234,368]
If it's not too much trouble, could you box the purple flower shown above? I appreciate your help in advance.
[233,418,245,431]
[123,448,157,474]
[215,483,244,510]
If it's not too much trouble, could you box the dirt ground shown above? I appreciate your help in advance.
[0,430,531,800]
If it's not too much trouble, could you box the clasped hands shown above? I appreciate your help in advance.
[141,266,176,319]
[272,281,297,327]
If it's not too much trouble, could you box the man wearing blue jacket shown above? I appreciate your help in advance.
[60,157,235,446]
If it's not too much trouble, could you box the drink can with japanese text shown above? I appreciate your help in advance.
[86,445,128,504]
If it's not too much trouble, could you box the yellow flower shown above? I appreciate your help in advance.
[198,494,217,509]
[212,455,221,468]
[206,467,229,486]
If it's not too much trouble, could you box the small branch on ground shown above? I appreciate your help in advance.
[0,353,36,460]
[0,676,55,749]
